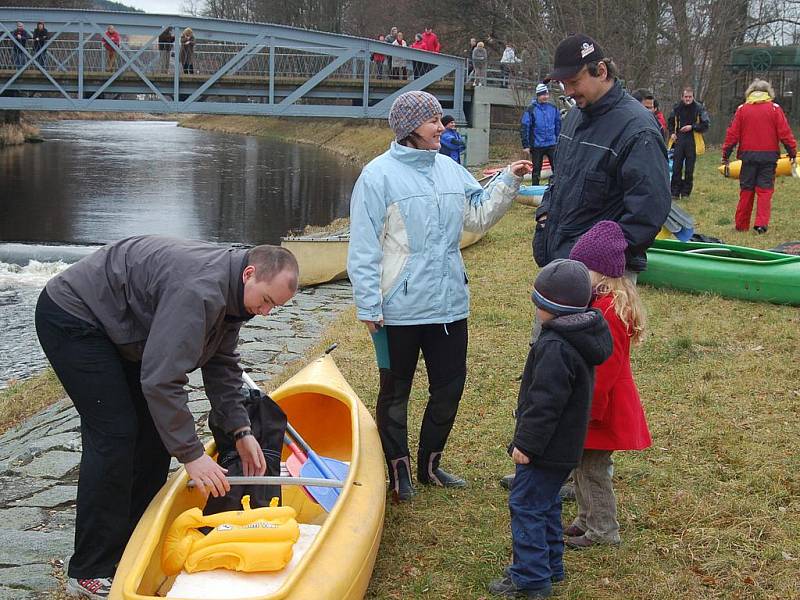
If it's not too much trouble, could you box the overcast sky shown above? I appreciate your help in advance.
[124,0,187,15]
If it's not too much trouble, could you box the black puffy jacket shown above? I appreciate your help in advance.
[533,81,671,272]
[512,309,613,470]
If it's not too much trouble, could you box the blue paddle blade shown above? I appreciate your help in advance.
[300,457,349,512]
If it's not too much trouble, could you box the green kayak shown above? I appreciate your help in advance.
[639,239,800,306]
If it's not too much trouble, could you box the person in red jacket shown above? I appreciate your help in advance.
[566,220,652,549]
[102,24,121,71]
[722,79,797,233]
[422,27,440,53]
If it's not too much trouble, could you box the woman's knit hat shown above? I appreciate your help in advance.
[388,91,443,141]
[569,220,628,278]
[532,259,592,316]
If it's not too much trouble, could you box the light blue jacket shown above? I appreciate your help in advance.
[347,141,521,325]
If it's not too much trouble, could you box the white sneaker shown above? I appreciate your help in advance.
[66,577,113,599]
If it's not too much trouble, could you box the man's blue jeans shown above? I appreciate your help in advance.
[508,462,571,589]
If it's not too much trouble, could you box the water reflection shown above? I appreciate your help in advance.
[0,120,359,245]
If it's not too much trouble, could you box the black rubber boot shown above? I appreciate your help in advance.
[387,456,416,502]
[417,449,466,488]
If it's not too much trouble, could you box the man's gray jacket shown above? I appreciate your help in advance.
[534,81,671,272]
[46,235,253,463]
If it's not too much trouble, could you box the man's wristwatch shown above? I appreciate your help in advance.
[233,428,253,441]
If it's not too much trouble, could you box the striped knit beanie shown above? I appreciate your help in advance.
[532,259,592,316]
[388,91,443,141]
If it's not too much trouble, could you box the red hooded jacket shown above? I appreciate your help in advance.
[722,95,797,160]
[584,294,652,451]
[422,31,440,53]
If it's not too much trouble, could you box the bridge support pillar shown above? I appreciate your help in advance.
[463,87,490,167]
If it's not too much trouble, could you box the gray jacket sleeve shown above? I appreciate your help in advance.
[139,288,224,464]
[202,323,250,435]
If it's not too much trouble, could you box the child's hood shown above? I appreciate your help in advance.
[543,308,613,366]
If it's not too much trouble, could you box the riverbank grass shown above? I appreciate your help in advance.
[290,151,800,599]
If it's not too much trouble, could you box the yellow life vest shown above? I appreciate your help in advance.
[161,496,300,575]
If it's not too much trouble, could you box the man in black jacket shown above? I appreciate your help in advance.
[35,236,299,599]
[668,87,710,199]
[532,34,670,278]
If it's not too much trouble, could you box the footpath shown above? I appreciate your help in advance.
[0,281,353,599]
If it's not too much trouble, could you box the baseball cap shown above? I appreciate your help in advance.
[544,34,604,82]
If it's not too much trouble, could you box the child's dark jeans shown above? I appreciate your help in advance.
[508,462,572,589]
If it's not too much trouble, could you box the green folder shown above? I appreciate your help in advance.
[370,327,390,369]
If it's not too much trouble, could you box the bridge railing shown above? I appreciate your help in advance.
[0,38,464,83]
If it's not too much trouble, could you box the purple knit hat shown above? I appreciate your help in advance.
[569,221,628,277]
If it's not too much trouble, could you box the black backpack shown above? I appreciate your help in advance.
[203,387,287,514]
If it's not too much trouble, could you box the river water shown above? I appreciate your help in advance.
[0,120,360,386]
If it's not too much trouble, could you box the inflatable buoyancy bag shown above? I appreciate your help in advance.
[204,387,288,514]
[162,495,300,575]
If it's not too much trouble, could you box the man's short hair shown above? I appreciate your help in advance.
[682,87,694,95]
[247,245,299,290]
[441,115,455,127]
[586,59,617,80]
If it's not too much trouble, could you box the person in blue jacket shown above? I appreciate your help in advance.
[439,115,466,163]
[521,83,562,185]
[347,91,532,502]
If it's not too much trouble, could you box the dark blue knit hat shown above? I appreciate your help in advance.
[532,259,592,316]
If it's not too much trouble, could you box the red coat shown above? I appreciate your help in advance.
[103,29,121,51]
[722,98,797,160]
[422,31,440,53]
[584,294,651,451]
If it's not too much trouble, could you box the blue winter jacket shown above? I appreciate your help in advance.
[347,142,521,325]
[520,101,561,149]
[439,128,466,163]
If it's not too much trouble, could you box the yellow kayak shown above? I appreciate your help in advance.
[719,154,796,178]
[111,354,386,600]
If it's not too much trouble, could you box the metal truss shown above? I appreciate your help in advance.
[0,8,466,120]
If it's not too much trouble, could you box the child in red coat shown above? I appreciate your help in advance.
[566,220,652,548]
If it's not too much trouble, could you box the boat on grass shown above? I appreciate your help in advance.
[111,354,386,599]
[639,239,800,306]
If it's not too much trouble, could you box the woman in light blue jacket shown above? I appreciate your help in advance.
[347,91,532,501]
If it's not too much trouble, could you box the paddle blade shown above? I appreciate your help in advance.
[286,453,305,477]
[300,458,349,512]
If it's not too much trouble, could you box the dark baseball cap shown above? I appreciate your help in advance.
[544,34,604,82]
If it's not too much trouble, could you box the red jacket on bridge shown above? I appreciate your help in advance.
[422,30,440,53]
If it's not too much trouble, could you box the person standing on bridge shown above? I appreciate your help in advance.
[12,22,29,70]
[348,91,532,502]
[158,26,175,73]
[35,236,299,599]
[32,22,49,68]
[181,27,196,74]
[102,25,121,72]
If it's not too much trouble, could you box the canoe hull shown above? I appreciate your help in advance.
[280,237,349,287]
[718,155,795,178]
[111,355,386,600]
[640,239,800,306]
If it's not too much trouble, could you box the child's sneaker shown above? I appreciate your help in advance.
[66,577,113,599]
[488,574,552,598]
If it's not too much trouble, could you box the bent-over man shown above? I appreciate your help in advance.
[35,235,298,599]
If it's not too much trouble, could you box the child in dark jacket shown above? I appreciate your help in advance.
[489,259,613,599]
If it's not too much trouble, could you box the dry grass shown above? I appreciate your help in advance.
[0,121,40,147]
[3,135,800,599]
[0,369,64,434]
[287,150,800,600]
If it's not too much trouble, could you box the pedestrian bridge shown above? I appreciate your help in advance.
[0,8,468,120]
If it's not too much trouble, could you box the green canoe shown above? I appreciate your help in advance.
[639,239,800,306]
